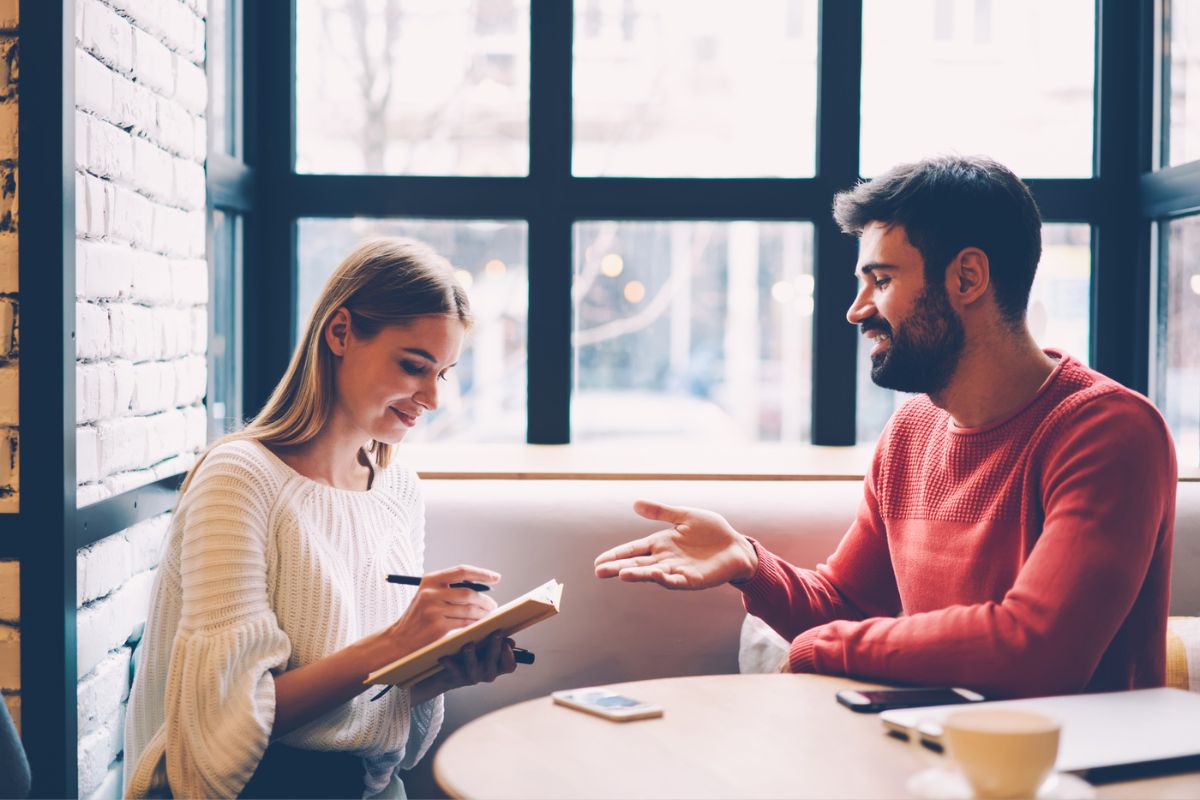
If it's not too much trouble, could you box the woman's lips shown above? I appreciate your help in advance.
[389,407,416,427]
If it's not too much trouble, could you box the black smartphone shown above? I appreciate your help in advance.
[835,686,985,713]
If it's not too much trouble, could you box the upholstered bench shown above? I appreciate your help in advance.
[400,478,1200,797]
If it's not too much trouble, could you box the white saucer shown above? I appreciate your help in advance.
[906,768,1096,800]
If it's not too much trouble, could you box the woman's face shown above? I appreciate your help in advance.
[326,310,467,445]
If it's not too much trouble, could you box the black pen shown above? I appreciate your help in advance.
[387,574,492,592]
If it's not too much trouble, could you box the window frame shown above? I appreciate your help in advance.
[246,0,1150,448]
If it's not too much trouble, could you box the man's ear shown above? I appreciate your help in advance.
[325,307,352,357]
[947,247,990,308]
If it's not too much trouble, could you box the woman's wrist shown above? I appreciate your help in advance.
[358,628,406,676]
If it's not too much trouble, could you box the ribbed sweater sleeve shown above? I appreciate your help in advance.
[134,445,293,798]
[737,438,902,641]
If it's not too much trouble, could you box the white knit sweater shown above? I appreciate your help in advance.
[123,439,443,799]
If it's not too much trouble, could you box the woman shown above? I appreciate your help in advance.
[124,238,516,798]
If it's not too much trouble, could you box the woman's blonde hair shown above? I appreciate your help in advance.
[180,237,472,494]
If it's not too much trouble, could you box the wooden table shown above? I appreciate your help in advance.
[433,674,1200,799]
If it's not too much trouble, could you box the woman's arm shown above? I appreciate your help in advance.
[271,565,500,738]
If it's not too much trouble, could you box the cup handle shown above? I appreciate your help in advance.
[909,714,950,773]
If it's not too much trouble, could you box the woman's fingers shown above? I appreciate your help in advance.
[498,639,517,675]
[423,564,501,587]
[460,642,481,685]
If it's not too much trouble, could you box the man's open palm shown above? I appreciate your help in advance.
[593,500,758,590]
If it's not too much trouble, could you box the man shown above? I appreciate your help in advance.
[594,155,1176,698]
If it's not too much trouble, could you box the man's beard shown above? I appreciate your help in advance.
[863,283,965,395]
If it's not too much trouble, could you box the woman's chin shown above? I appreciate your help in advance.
[372,426,410,446]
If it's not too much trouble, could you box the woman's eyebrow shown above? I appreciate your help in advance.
[401,348,437,363]
[401,347,457,368]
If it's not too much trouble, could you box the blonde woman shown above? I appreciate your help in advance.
[124,239,517,799]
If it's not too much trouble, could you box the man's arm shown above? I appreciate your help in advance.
[783,394,1175,698]
[737,457,902,644]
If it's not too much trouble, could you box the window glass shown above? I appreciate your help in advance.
[297,218,528,443]
[208,211,243,439]
[296,0,530,176]
[856,223,1092,443]
[573,221,814,442]
[1167,0,1200,166]
[861,0,1095,178]
[572,0,818,177]
[207,0,238,156]
[1159,215,1200,466]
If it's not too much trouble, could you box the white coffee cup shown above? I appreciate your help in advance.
[942,708,1061,799]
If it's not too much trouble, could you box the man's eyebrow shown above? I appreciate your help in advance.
[855,262,899,277]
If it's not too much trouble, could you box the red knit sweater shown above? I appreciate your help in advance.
[739,352,1176,698]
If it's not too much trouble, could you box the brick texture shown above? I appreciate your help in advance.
[74,0,207,790]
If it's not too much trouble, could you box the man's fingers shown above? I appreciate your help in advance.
[633,499,690,525]
[595,554,663,578]
[619,565,693,590]
[594,536,654,569]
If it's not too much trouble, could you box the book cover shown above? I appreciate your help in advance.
[365,579,563,689]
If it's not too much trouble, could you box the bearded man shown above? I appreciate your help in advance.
[594,155,1177,698]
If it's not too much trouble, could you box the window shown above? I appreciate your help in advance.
[572,0,818,177]
[1157,215,1200,466]
[1166,0,1200,166]
[297,218,528,442]
[207,0,249,441]
[861,0,1095,178]
[258,1,1143,451]
[857,223,1092,443]
[208,211,243,439]
[295,0,531,176]
[573,221,814,442]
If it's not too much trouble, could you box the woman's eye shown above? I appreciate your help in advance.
[400,361,426,376]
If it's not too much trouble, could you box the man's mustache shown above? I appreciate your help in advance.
[860,318,893,337]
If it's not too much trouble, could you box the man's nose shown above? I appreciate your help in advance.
[846,285,875,326]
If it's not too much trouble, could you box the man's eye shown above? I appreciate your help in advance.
[874,277,891,289]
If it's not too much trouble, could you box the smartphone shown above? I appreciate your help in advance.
[835,686,985,713]
[551,688,664,722]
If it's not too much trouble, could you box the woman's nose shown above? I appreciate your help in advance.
[416,378,440,411]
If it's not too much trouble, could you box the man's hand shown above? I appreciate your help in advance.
[593,500,759,590]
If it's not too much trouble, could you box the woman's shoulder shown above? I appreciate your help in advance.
[188,438,292,497]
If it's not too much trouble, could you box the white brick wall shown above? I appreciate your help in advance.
[74,0,207,789]
[76,0,207,502]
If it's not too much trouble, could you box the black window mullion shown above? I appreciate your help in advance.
[245,1,298,418]
[17,0,78,795]
[1093,0,1152,393]
[527,0,574,444]
[813,0,862,445]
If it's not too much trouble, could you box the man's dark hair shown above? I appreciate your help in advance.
[832,155,1043,323]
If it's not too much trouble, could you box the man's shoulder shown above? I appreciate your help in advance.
[1043,359,1167,437]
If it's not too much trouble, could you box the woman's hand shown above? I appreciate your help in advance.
[372,564,500,665]
[409,631,518,705]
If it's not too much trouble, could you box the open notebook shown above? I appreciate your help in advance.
[365,579,563,690]
[880,687,1200,773]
